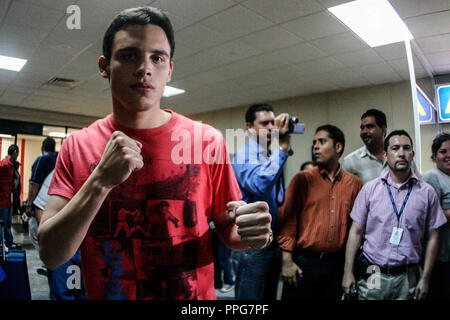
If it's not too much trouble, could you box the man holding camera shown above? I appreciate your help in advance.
[232,103,292,300]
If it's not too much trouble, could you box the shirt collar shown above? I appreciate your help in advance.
[381,170,418,188]
[319,164,343,182]
[359,145,379,161]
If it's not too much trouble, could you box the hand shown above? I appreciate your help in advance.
[93,131,144,189]
[342,271,356,295]
[414,277,429,300]
[25,205,33,217]
[282,260,303,288]
[227,201,272,250]
[274,113,290,133]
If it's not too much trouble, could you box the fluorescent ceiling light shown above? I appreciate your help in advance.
[0,55,27,72]
[163,85,185,97]
[0,134,13,139]
[328,0,413,47]
[49,132,66,138]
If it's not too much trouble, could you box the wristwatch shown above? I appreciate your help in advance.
[280,146,294,156]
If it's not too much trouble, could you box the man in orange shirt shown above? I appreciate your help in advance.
[277,125,362,300]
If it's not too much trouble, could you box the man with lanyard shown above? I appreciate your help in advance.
[342,130,447,300]
[232,103,292,300]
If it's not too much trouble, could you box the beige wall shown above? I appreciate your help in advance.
[189,79,448,185]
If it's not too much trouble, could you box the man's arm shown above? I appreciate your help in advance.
[26,183,39,215]
[342,221,365,294]
[38,131,143,270]
[414,229,439,300]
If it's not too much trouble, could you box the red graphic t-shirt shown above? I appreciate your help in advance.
[49,110,241,300]
[0,157,13,207]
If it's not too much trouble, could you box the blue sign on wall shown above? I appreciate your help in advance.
[437,84,450,123]
[417,86,435,125]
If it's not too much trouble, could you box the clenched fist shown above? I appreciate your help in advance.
[227,201,272,250]
[94,131,144,189]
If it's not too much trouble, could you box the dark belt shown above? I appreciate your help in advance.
[295,249,344,260]
[378,263,418,276]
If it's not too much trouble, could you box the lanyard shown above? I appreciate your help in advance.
[386,182,413,222]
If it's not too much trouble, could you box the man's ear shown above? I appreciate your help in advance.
[335,142,343,156]
[383,150,387,162]
[98,56,110,79]
[167,60,174,83]
[382,126,387,138]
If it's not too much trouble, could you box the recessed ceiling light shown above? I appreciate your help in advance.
[0,134,13,138]
[49,132,67,138]
[0,54,27,72]
[328,0,413,47]
[163,85,185,98]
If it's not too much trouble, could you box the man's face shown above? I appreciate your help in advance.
[99,24,173,113]
[434,140,450,175]
[360,116,386,149]
[384,135,414,173]
[247,111,275,145]
[313,130,341,167]
[11,150,19,162]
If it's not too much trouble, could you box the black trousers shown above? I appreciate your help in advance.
[428,260,450,300]
[281,251,344,301]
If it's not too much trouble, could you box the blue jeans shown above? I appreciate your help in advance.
[0,207,13,246]
[47,249,86,300]
[212,231,234,287]
[233,243,281,300]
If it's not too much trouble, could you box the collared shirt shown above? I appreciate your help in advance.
[423,167,450,262]
[277,166,362,253]
[343,146,384,185]
[350,170,447,268]
[0,157,13,207]
[343,145,421,185]
[232,138,288,233]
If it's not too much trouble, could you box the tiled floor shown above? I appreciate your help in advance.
[11,216,50,300]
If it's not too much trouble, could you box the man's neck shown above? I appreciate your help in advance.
[113,104,170,129]
[367,142,384,160]
[319,161,340,182]
[389,169,412,184]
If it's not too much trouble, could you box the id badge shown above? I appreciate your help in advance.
[389,227,403,245]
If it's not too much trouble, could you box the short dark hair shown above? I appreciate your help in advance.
[384,130,413,151]
[245,103,274,125]
[103,6,175,61]
[361,109,387,128]
[315,124,345,157]
[7,144,18,155]
[300,161,314,171]
[431,132,450,155]
[42,137,56,152]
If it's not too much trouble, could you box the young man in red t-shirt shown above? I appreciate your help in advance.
[0,144,19,248]
[38,6,272,300]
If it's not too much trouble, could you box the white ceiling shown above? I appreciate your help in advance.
[0,0,449,120]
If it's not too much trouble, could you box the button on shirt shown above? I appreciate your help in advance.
[350,171,447,268]
[233,139,288,233]
[277,166,362,253]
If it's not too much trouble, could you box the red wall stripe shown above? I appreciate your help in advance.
[20,139,25,200]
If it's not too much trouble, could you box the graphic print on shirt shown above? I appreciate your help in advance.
[83,159,203,299]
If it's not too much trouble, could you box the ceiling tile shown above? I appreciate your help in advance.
[176,24,232,52]
[280,11,348,41]
[434,64,450,75]
[405,10,450,39]
[390,0,450,19]
[333,49,384,67]
[152,0,236,25]
[241,0,323,24]
[3,1,63,33]
[310,32,368,55]
[271,42,327,64]
[424,51,450,66]
[296,57,345,75]
[200,4,273,39]
[373,42,407,61]
[416,33,450,54]
[238,26,302,52]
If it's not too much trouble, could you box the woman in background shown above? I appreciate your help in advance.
[423,132,450,300]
